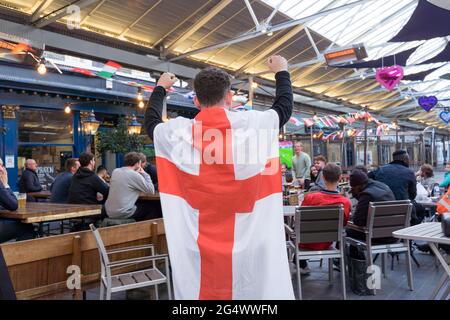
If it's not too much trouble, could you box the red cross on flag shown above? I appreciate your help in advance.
[154,107,294,300]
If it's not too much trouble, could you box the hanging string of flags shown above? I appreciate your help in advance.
[315,123,397,141]
[289,111,380,129]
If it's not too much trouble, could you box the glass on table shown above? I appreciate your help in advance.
[15,193,27,209]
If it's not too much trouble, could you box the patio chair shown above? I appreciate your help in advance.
[90,224,172,300]
[285,205,346,300]
[345,200,414,294]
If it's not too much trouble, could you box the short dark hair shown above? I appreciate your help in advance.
[79,152,94,167]
[350,169,369,188]
[393,149,409,163]
[322,163,342,183]
[421,164,434,178]
[65,158,79,171]
[96,165,107,174]
[194,67,231,107]
[314,155,327,163]
[124,152,141,167]
[354,165,368,174]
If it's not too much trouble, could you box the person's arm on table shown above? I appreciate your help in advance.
[266,55,293,128]
[0,167,17,211]
[145,73,179,140]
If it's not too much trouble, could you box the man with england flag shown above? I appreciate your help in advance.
[145,55,294,300]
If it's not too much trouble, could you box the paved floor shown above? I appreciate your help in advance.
[43,247,448,300]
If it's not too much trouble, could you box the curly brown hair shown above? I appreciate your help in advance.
[194,67,231,107]
[420,164,434,178]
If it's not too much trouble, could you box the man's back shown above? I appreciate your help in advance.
[300,190,351,250]
[50,172,73,203]
[105,167,153,219]
[68,168,109,204]
[369,162,416,200]
[352,180,396,227]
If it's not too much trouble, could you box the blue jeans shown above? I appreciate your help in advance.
[0,219,34,243]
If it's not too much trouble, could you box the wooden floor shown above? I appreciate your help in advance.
[40,247,448,300]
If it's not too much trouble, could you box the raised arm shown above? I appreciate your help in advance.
[144,73,179,140]
[266,55,293,128]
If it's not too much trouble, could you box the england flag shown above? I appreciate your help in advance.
[154,107,294,300]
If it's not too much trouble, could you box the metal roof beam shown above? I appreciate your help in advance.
[79,0,106,25]
[0,18,201,78]
[32,0,100,28]
[30,0,55,23]
[235,25,304,75]
[169,0,377,62]
[119,0,162,37]
[167,0,233,52]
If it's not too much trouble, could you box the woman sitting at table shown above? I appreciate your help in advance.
[416,164,435,190]
[0,158,34,243]
[305,165,319,191]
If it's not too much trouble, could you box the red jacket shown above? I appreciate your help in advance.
[299,190,351,251]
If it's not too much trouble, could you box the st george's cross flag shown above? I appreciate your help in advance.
[154,107,294,300]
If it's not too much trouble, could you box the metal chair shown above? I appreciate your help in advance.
[345,200,414,294]
[285,205,346,300]
[90,224,172,300]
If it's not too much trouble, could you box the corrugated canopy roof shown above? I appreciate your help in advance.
[0,0,449,129]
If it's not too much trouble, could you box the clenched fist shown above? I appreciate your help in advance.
[267,55,288,73]
[157,72,178,90]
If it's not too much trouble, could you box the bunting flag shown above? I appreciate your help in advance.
[97,61,122,79]
[289,117,303,127]
[303,118,315,127]
[70,67,95,76]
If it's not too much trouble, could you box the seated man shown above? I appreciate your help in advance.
[0,158,34,243]
[368,150,420,224]
[298,163,351,273]
[50,158,80,203]
[139,154,158,192]
[96,165,110,186]
[18,159,42,194]
[346,169,396,243]
[68,152,109,205]
[105,152,155,221]
[310,155,327,191]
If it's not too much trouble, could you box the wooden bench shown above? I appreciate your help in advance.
[0,219,167,300]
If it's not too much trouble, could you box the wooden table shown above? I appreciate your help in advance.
[139,192,160,201]
[0,202,102,224]
[27,190,51,200]
[393,223,450,300]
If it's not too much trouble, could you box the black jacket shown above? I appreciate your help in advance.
[0,182,18,211]
[368,161,417,201]
[67,168,109,204]
[144,163,158,191]
[144,71,293,140]
[352,179,396,227]
[18,169,42,193]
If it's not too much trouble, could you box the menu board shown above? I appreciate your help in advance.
[36,166,57,190]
